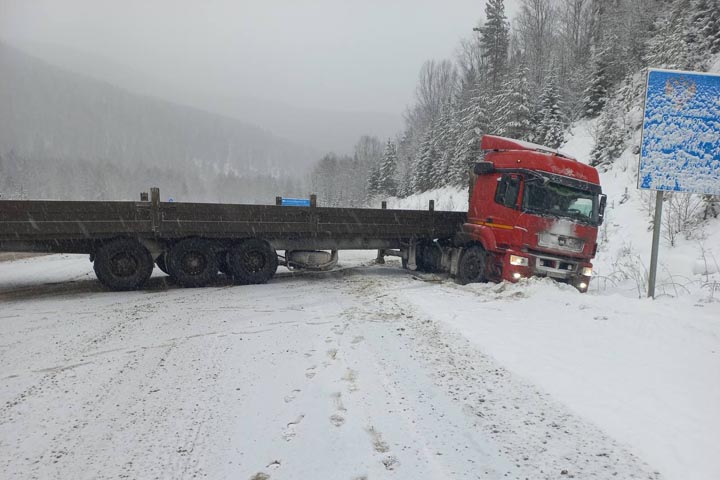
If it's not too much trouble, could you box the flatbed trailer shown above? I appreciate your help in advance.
[0,188,466,290]
[0,135,606,293]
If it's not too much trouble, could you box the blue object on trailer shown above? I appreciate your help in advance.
[281,198,311,207]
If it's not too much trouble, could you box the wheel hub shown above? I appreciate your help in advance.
[244,251,265,272]
[182,252,207,275]
[110,253,138,277]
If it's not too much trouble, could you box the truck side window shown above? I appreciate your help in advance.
[494,175,520,209]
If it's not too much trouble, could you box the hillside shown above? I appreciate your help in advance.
[6,40,403,155]
[0,41,317,181]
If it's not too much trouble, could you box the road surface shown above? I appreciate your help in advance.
[0,253,697,479]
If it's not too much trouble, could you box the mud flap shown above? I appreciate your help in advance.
[449,247,463,277]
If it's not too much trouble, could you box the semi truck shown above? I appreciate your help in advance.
[0,135,606,292]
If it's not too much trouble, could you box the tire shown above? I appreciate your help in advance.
[166,238,219,288]
[155,253,170,275]
[456,246,487,285]
[93,238,154,291]
[227,238,278,285]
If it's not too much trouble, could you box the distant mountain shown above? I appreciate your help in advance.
[5,41,404,155]
[0,41,318,177]
[193,95,403,156]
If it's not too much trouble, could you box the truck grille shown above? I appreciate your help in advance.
[535,255,578,278]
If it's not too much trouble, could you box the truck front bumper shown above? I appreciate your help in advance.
[500,252,592,292]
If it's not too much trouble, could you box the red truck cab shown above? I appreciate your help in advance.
[462,135,606,291]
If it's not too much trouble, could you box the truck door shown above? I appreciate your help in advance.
[489,173,523,247]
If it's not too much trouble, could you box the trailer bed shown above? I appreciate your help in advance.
[0,199,467,253]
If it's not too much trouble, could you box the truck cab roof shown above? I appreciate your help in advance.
[481,135,600,186]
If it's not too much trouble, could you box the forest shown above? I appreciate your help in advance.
[310,0,720,207]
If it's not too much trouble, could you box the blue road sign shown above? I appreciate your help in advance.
[639,68,720,195]
[281,198,311,207]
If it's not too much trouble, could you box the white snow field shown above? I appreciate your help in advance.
[1,251,718,480]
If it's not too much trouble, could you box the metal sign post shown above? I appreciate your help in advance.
[647,191,663,298]
[638,68,720,298]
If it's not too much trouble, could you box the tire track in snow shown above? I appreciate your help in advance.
[337,266,662,479]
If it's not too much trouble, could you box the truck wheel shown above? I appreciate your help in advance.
[166,238,219,287]
[456,246,487,285]
[227,239,278,284]
[155,253,170,275]
[93,238,154,291]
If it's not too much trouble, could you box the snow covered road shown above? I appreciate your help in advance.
[1,253,717,479]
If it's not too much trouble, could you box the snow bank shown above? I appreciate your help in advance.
[379,186,468,212]
[400,276,720,480]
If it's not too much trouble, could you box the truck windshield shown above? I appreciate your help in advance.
[523,181,598,225]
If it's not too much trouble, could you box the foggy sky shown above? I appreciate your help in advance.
[1,0,519,116]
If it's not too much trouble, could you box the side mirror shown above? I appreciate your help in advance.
[598,194,607,225]
[474,161,495,175]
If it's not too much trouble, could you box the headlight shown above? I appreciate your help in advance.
[509,255,529,266]
[581,267,592,276]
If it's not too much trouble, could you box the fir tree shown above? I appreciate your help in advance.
[479,0,510,91]
[589,102,627,168]
[434,98,458,186]
[497,63,534,140]
[451,86,488,186]
[365,160,381,200]
[377,139,398,197]
[396,133,415,198]
[413,127,439,192]
[583,47,611,117]
[535,77,565,148]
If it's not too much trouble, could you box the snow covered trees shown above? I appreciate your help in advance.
[308,0,718,202]
[692,0,720,53]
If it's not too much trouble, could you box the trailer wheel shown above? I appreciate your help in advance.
[93,239,154,291]
[166,238,219,288]
[227,239,278,284]
[155,253,170,275]
[456,246,487,285]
